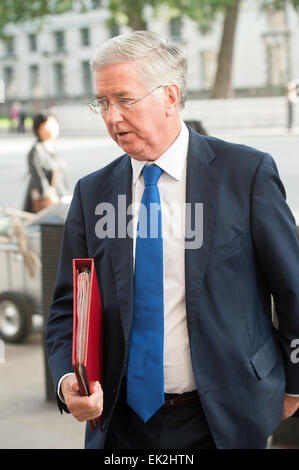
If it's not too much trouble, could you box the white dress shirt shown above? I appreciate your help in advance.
[130,121,196,393]
[58,121,196,401]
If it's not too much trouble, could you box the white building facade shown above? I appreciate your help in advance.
[0,1,299,108]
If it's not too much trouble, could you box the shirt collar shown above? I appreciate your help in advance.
[131,121,189,184]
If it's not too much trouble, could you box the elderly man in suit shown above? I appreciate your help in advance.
[46,31,299,449]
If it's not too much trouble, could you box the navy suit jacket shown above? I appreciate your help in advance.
[46,126,299,449]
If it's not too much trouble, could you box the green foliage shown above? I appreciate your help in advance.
[152,0,237,32]
[0,0,298,38]
[0,0,72,39]
[261,0,299,9]
[105,0,148,29]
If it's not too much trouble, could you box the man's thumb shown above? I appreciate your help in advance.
[93,381,102,393]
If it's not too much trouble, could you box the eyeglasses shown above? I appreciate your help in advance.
[88,85,164,116]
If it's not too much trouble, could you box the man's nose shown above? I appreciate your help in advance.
[105,103,124,124]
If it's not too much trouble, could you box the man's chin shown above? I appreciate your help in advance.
[116,142,146,160]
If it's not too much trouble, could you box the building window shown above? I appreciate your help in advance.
[82,61,92,94]
[263,7,288,87]
[53,63,64,96]
[5,37,15,56]
[91,0,101,8]
[109,21,120,38]
[29,64,40,97]
[266,42,287,86]
[28,34,37,52]
[169,18,182,41]
[3,66,15,98]
[200,50,217,89]
[55,31,65,52]
[80,28,90,47]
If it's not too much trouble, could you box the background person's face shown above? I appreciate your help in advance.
[38,116,59,141]
[94,62,170,161]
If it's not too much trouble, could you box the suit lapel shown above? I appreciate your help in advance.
[103,130,220,344]
[185,129,220,320]
[103,155,134,345]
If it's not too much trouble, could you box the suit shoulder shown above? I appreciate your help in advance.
[205,135,266,164]
[78,153,129,188]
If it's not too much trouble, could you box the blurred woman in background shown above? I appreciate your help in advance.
[23,113,68,213]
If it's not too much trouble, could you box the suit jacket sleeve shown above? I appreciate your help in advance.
[45,179,88,412]
[251,152,299,394]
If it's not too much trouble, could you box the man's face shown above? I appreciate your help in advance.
[94,62,170,161]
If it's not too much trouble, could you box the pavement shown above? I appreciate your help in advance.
[0,329,86,449]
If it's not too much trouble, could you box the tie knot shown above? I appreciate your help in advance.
[143,165,163,186]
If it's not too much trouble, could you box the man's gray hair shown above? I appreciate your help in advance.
[90,31,187,109]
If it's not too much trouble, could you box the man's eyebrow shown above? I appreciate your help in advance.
[94,90,134,100]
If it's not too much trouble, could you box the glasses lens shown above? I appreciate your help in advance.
[88,99,101,115]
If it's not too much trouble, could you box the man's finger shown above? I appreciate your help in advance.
[92,381,102,393]
[88,382,103,412]
[71,381,80,393]
[282,395,299,420]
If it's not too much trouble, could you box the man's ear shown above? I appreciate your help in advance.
[165,84,180,116]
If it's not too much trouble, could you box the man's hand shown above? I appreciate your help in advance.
[61,373,103,423]
[282,394,299,420]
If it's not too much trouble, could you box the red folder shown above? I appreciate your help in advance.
[72,258,103,431]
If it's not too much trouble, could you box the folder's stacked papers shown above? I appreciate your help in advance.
[72,258,103,431]
[76,268,90,366]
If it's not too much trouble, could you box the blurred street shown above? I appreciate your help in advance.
[0,130,298,222]
[0,133,120,210]
[0,331,85,449]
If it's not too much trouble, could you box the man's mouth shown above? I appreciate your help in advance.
[117,131,129,136]
[116,131,132,141]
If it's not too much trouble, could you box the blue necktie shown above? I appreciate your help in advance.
[127,164,164,422]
